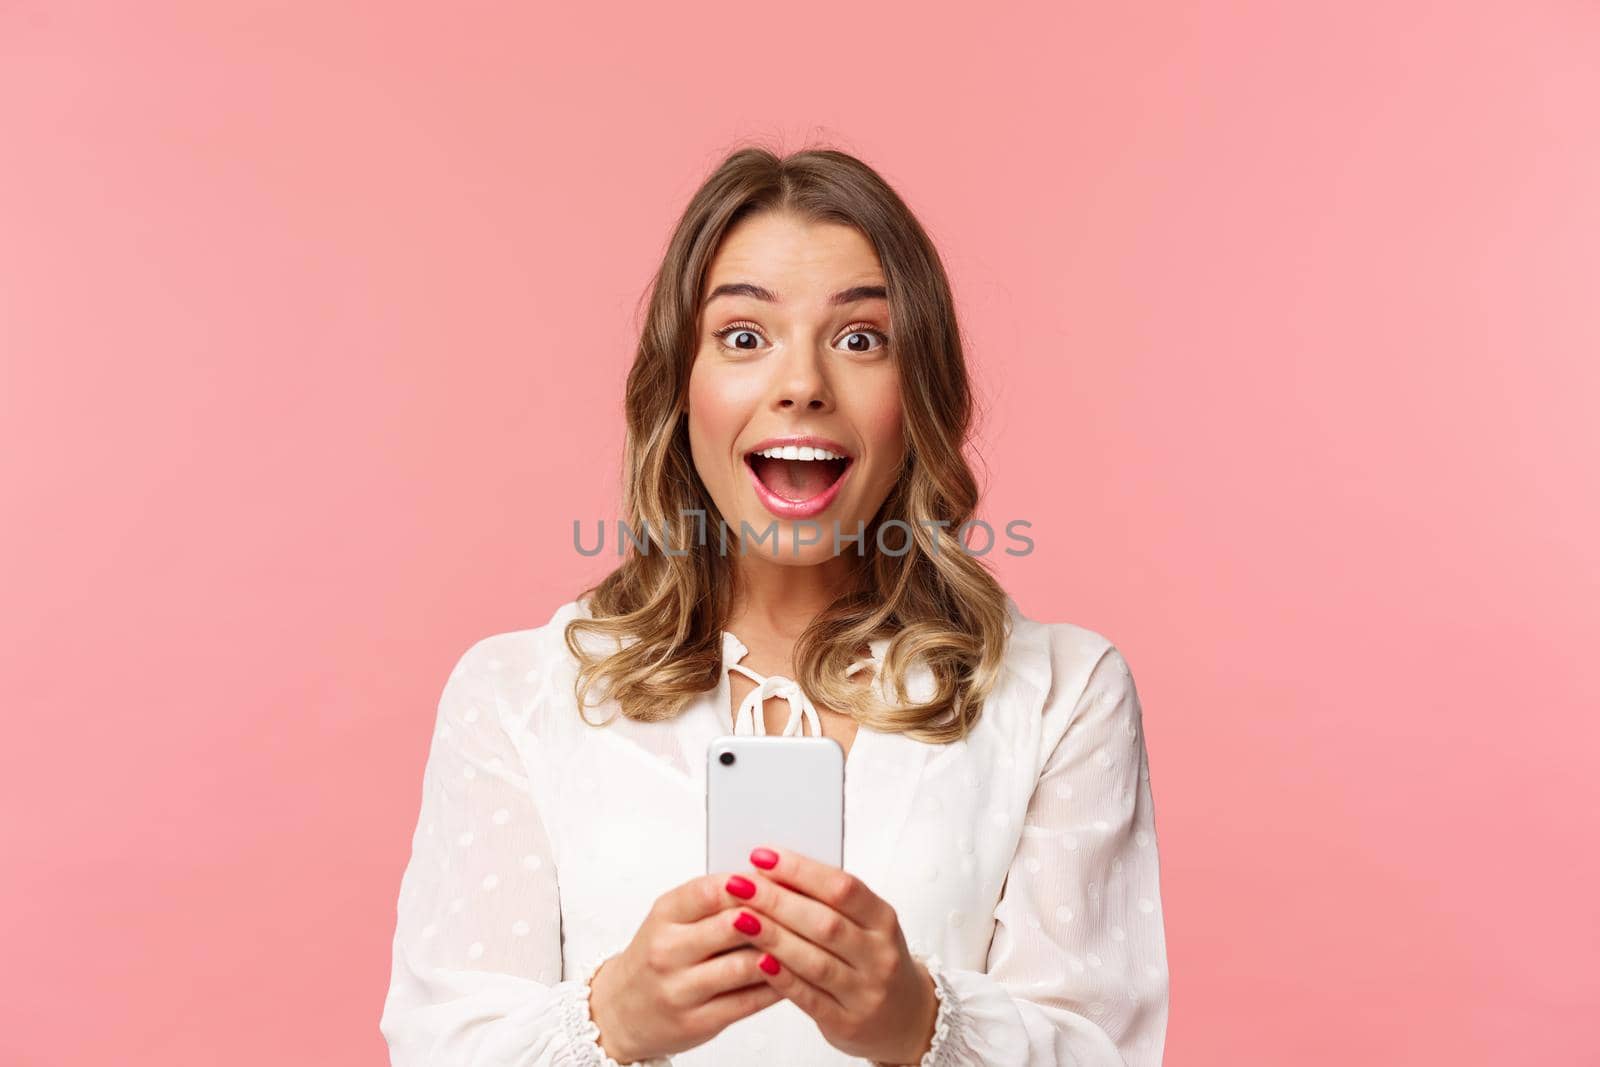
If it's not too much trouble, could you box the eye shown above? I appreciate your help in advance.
[711,321,766,352]
[837,325,889,354]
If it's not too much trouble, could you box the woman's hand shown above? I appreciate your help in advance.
[588,873,786,1062]
[721,845,941,1065]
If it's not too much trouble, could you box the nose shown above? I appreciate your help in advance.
[770,345,834,414]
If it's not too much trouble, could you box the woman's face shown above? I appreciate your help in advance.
[687,211,906,571]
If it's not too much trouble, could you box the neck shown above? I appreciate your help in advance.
[727,551,857,643]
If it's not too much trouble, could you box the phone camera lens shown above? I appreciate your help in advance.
[719,751,735,765]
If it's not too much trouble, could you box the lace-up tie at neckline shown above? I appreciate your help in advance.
[721,630,881,738]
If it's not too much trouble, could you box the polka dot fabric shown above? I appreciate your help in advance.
[379,598,1169,1065]
[918,644,1169,1064]
[379,634,643,1064]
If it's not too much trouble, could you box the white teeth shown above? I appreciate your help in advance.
[751,445,847,461]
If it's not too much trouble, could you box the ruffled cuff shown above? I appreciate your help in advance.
[872,951,964,1067]
[560,945,675,1067]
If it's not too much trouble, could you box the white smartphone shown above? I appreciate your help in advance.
[706,735,845,874]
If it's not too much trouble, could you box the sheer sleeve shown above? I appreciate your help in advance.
[379,636,670,1067]
[910,638,1170,1066]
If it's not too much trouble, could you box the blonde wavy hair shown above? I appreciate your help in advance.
[564,144,1012,744]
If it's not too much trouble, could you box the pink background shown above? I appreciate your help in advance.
[3,3,1596,1064]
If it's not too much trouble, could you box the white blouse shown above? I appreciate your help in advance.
[380,596,1170,1065]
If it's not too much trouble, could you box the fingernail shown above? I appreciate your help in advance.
[725,874,755,899]
[734,911,761,935]
[758,952,780,975]
[749,847,778,869]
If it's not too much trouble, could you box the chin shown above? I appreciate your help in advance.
[751,544,848,568]
[729,514,863,567]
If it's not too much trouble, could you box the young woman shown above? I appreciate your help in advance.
[380,147,1170,1066]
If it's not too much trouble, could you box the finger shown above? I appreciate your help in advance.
[727,898,854,1010]
[684,970,786,1033]
[672,945,772,1006]
[750,948,846,1031]
[747,845,889,929]
[675,902,775,966]
[723,869,869,970]
[655,871,742,925]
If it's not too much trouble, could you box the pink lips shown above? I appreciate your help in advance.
[744,445,854,520]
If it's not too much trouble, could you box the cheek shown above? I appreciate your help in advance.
[858,380,906,469]
[685,361,750,473]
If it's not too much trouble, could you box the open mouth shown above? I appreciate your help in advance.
[744,446,854,505]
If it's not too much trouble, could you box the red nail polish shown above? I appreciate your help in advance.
[750,847,778,869]
[758,952,780,975]
[725,874,755,899]
[734,911,761,935]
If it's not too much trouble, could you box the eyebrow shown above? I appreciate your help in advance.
[704,282,888,306]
